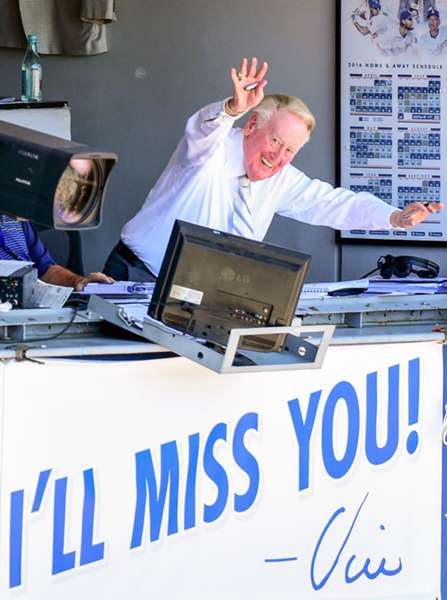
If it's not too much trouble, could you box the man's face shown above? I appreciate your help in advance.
[243,111,309,182]
[370,7,380,16]
[428,15,440,35]
[401,16,414,32]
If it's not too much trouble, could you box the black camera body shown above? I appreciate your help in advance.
[0,120,116,230]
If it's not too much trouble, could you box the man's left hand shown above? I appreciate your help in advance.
[390,201,444,228]
[74,272,114,291]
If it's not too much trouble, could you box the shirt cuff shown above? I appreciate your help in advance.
[203,99,247,124]
[223,97,249,119]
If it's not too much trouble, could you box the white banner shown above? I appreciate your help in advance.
[0,341,442,599]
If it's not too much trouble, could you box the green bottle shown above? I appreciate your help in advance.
[21,33,42,102]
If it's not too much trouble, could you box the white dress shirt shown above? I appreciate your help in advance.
[122,99,396,276]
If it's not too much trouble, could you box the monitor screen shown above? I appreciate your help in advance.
[148,220,311,352]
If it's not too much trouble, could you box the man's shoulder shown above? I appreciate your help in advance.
[223,126,244,153]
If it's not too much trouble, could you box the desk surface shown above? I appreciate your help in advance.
[0,294,444,359]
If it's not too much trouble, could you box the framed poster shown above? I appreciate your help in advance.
[338,0,447,245]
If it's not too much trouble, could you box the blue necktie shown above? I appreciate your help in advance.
[232,175,255,238]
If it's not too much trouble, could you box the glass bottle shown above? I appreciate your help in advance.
[21,34,42,102]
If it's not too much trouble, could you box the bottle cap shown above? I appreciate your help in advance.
[28,33,38,42]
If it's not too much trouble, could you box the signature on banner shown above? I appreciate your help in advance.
[6,357,420,592]
[266,492,402,589]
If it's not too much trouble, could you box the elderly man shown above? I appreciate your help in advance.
[104,58,443,281]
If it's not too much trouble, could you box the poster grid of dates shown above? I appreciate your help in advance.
[340,0,447,242]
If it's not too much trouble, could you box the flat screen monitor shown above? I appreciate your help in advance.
[148,220,311,352]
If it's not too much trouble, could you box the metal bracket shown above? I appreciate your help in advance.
[88,295,335,374]
[140,320,335,374]
[345,312,363,328]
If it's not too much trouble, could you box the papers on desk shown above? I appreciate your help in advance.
[30,280,73,308]
[367,278,447,295]
[301,277,447,299]
[301,279,369,298]
[80,281,156,295]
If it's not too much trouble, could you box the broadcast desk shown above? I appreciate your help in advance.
[0,295,445,599]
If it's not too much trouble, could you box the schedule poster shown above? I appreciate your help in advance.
[339,0,447,243]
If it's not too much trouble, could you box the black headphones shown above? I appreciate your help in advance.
[377,255,440,279]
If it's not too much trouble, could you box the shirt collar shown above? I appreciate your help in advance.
[225,128,246,180]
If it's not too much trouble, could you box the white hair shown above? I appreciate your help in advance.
[252,94,316,134]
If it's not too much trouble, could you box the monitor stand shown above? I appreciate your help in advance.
[88,295,335,374]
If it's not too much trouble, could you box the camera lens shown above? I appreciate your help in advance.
[53,158,104,227]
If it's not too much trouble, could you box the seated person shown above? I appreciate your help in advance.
[0,214,112,290]
[104,57,442,281]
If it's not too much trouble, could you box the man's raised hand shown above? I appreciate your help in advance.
[226,57,268,116]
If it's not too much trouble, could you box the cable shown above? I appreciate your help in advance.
[161,300,270,322]
[3,307,79,347]
[359,266,379,279]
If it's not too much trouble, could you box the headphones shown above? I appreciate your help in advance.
[377,255,440,279]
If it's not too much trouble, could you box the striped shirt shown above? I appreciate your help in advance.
[0,216,55,276]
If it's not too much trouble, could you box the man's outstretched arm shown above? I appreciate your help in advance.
[277,168,444,232]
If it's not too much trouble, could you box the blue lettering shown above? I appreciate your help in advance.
[52,477,76,574]
[288,392,321,491]
[31,469,51,513]
[406,358,420,454]
[9,490,24,588]
[184,433,200,530]
[233,412,260,512]
[130,441,179,548]
[345,552,402,583]
[130,413,259,546]
[322,382,360,479]
[203,423,229,523]
[80,468,105,565]
[289,359,421,488]
[365,366,399,465]
[311,493,402,590]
